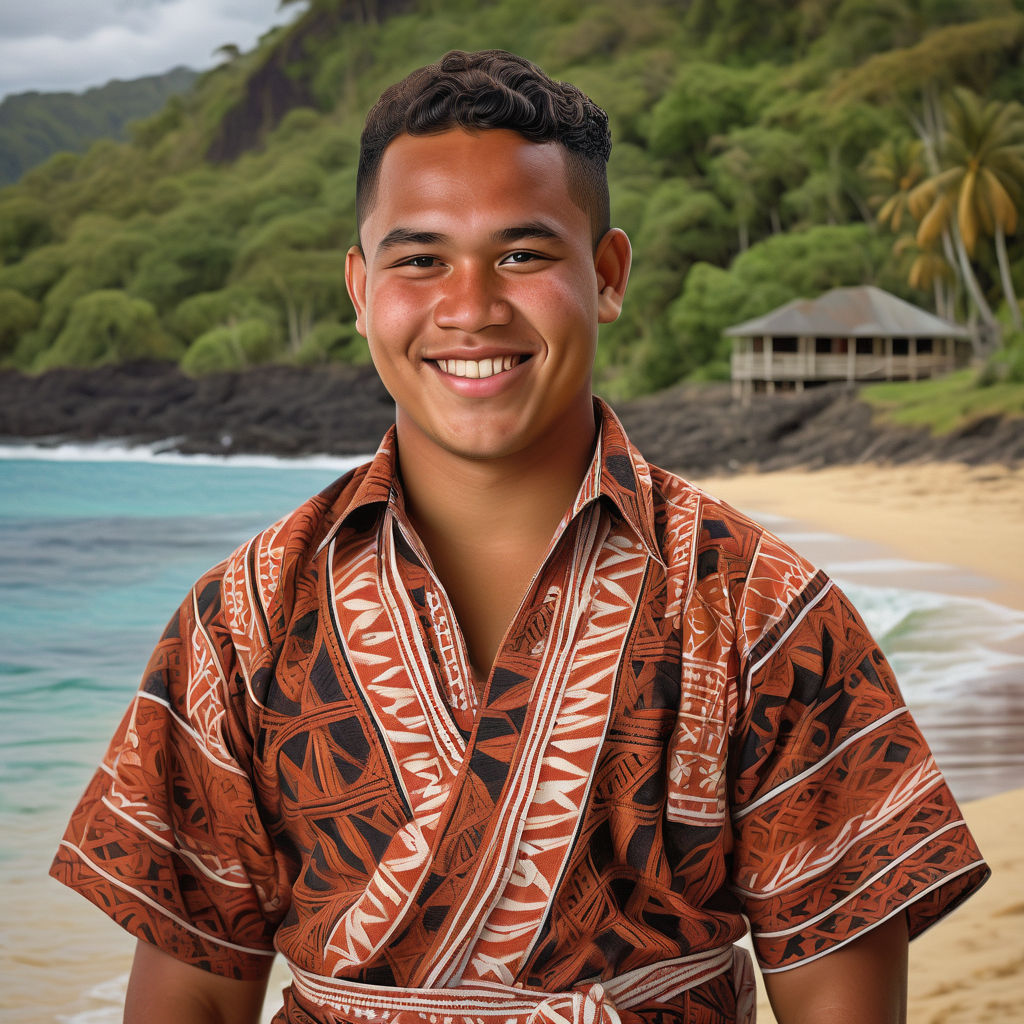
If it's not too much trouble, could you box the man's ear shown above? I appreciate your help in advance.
[345,245,369,338]
[594,228,631,324]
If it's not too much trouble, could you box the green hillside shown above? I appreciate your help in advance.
[0,67,199,186]
[1,0,1023,400]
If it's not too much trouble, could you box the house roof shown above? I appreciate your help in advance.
[724,285,972,340]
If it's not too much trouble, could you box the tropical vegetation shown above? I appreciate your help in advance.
[0,0,1022,400]
[0,67,197,186]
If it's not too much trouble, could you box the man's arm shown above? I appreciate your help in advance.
[762,913,908,1024]
[124,939,271,1024]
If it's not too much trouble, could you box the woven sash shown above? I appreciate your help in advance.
[289,944,755,1024]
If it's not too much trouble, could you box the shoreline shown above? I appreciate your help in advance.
[3,362,1023,470]
[693,462,1024,612]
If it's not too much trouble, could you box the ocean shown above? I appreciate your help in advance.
[2,446,1022,1023]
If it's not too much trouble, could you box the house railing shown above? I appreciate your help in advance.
[730,350,959,383]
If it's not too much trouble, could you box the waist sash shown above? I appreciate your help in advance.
[289,945,755,1024]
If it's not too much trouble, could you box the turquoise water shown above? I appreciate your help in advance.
[0,451,365,831]
[1,446,1022,1022]
[3,447,1022,822]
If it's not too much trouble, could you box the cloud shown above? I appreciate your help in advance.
[0,0,289,99]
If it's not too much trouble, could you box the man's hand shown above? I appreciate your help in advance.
[124,938,271,1024]
[763,913,909,1024]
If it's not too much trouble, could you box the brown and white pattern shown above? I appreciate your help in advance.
[52,400,988,1021]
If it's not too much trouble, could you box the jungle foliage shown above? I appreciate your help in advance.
[1,0,1023,398]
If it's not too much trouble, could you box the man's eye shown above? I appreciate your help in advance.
[502,251,543,265]
[401,255,440,268]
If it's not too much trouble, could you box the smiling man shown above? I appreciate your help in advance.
[53,51,987,1024]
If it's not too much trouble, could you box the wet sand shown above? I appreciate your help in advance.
[698,463,1023,1022]
[693,462,1024,611]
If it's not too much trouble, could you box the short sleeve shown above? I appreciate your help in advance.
[50,562,286,980]
[728,570,989,973]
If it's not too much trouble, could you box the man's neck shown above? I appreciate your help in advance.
[397,415,597,558]
[394,407,598,682]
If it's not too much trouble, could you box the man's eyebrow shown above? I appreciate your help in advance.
[375,228,448,258]
[375,222,566,259]
[492,222,564,244]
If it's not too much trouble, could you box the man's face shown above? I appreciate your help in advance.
[346,128,629,467]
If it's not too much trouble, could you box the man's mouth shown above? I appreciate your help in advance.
[434,355,525,379]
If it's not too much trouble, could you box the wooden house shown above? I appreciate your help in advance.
[727,285,973,402]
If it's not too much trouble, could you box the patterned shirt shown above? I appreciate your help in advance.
[52,400,988,1023]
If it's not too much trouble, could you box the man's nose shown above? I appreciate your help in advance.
[432,263,512,332]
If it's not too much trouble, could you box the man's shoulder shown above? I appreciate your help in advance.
[644,462,822,637]
[646,462,770,564]
[216,459,377,633]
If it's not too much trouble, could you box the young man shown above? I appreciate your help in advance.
[53,51,987,1024]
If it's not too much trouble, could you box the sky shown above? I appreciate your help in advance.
[0,0,295,101]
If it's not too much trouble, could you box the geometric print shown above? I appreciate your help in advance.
[52,399,988,1021]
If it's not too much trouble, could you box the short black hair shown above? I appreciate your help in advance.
[357,49,611,244]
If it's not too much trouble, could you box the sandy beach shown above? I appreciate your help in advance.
[693,461,1024,611]
[694,461,1023,1022]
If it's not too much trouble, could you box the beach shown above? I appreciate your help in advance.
[3,455,1022,1023]
[694,462,1024,611]
[694,462,1024,1024]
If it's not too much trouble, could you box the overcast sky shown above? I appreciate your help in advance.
[0,0,294,100]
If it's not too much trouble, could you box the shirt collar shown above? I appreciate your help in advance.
[577,397,665,567]
[317,398,664,566]
[314,427,400,556]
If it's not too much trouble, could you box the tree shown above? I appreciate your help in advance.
[0,196,53,263]
[234,208,348,351]
[0,288,39,359]
[864,137,957,318]
[0,243,68,300]
[864,137,927,234]
[911,88,1024,338]
[647,62,767,171]
[181,318,282,374]
[708,126,807,247]
[893,234,956,320]
[129,222,236,313]
[240,249,348,352]
[168,287,279,345]
[38,289,180,369]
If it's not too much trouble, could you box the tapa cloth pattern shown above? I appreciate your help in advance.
[52,401,988,1023]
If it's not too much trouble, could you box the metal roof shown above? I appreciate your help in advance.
[724,285,972,340]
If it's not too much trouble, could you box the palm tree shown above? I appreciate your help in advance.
[864,137,959,320]
[864,137,927,233]
[911,88,1024,337]
[893,234,955,321]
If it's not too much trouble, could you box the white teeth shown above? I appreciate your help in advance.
[436,355,521,379]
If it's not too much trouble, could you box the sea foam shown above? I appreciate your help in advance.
[0,439,369,471]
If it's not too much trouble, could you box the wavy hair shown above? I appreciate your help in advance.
[356,50,611,243]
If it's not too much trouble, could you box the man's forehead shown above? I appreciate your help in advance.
[374,130,567,196]
[364,129,581,233]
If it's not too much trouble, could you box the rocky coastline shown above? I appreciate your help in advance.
[2,361,1022,470]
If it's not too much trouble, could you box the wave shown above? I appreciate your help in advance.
[0,439,370,471]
